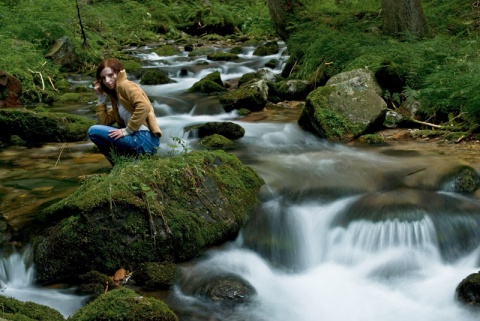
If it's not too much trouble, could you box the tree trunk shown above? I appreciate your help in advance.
[266,0,301,42]
[381,0,428,38]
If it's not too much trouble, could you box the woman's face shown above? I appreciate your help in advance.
[100,67,118,90]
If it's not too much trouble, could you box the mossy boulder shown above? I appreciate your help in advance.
[32,150,264,283]
[188,71,226,94]
[456,271,480,305]
[0,215,13,245]
[199,134,234,149]
[206,52,239,61]
[140,70,174,85]
[442,166,480,194]
[134,262,178,289]
[69,288,177,321]
[0,108,95,146]
[0,295,65,321]
[298,69,387,142]
[219,79,268,112]
[253,41,280,56]
[268,79,313,101]
[197,122,245,140]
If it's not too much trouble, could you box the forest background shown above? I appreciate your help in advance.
[1,0,480,135]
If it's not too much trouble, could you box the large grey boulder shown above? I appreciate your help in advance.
[298,68,387,142]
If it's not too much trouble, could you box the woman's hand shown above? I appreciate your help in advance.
[93,80,103,94]
[108,129,124,140]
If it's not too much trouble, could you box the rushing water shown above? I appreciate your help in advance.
[2,40,480,320]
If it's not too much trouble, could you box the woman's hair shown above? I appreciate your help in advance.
[96,58,124,98]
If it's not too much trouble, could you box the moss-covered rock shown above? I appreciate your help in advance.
[219,79,268,112]
[197,122,245,140]
[456,271,480,305]
[357,134,384,145]
[298,69,387,142]
[268,79,312,101]
[188,71,226,94]
[140,70,174,85]
[199,134,234,149]
[442,165,480,194]
[69,288,177,321]
[0,108,95,146]
[253,41,280,56]
[134,262,178,289]
[206,52,239,61]
[77,270,115,295]
[32,150,264,283]
[0,295,65,321]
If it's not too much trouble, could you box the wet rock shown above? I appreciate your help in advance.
[456,272,480,305]
[0,109,95,145]
[268,79,313,101]
[33,150,264,283]
[197,121,245,140]
[69,288,178,321]
[188,71,226,94]
[140,69,175,85]
[45,36,80,71]
[298,68,387,142]
[134,262,178,289]
[219,79,268,112]
[253,41,280,56]
[0,70,22,108]
[199,134,234,149]
[0,295,64,321]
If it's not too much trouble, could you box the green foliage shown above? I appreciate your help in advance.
[287,0,480,127]
[69,287,178,321]
[0,295,65,321]
[0,0,273,105]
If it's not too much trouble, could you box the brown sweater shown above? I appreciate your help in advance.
[95,70,162,137]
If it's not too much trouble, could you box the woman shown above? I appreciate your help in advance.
[88,58,162,166]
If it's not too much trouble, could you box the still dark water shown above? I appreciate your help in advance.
[2,41,480,320]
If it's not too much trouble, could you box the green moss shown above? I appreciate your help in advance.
[57,93,82,102]
[357,134,384,145]
[121,60,142,72]
[0,296,64,321]
[0,109,95,145]
[199,134,234,149]
[69,288,177,321]
[33,150,264,283]
[188,47,216,57]
[188,71,225,94]
[135,262,178,289]
[206,52,239,61]
[153,45,182,56]
[140,70,172,85]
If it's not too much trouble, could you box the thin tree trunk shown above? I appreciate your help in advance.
[76,0,89,47]
[381,0,429,38]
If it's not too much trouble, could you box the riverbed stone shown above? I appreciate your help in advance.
[456,272,480,305]
[0,108,95,146]
[0,295,65,321]
[69,287,178,321]
[197,121,245,140]
[32,150,264,283]
[298,68,387,142]
[219,79,268,112]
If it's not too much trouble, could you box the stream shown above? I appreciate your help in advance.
[2,40,480,320]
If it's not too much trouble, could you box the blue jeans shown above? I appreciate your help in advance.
[88,125,160,166]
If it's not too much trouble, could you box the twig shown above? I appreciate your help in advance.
[47,76,59,92]
[410,118,443,129]
[28,69,45,90]
[55,143,67,166]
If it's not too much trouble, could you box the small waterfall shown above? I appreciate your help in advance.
[0,248,88,318]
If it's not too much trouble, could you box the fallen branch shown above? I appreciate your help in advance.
[47,76,59,92]
[28,69,45,91]
[410,118,443,129]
